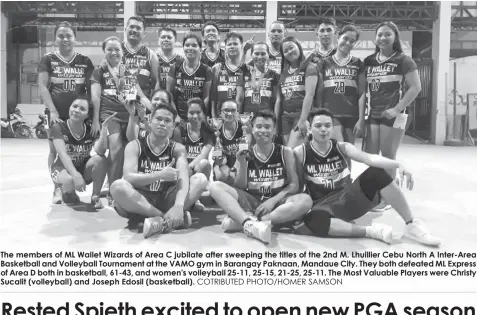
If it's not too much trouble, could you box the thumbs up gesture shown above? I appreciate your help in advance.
[158,158,179,182]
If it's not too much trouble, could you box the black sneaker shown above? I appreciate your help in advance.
[62,192,80,206]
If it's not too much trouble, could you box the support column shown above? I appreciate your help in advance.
[265,1,278,36]
[123,0,136,28]
[1,13,8,118]
[430,1,451,145]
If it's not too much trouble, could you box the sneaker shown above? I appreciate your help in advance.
[221,215,244,232]
[405,219,441,247]
[143,216,172,239]
[62,192,80,206]
[371,200,392,212]
[91,195,103,210]
[243,220,272,244]
[366,223,394,244]
[52,187,62,204]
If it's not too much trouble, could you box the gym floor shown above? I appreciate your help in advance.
[1,137,476,253]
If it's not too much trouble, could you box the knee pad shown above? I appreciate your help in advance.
[303,210,332,237]
[359,167,393,201]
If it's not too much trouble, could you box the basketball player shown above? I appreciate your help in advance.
[110,105,208,238]
[263,21,286,74]
[292,108,440,247]
[201,22,226,68]
[156,27,184,89]
[319,25,366,145]
[363,22,421,212]
[38,21,95,204]
[167,33,213,122]
[211,32,250,117]
[122,16,160,101]
[305,17,338,64]
[49,96,109,209]
[208,110,313,244]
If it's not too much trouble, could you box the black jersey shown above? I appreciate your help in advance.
[122,43,154,98]
[214,62,250,112]
[220,121,244,168]
[246,144,287,201]
[49,120,96,169]
[301,139,351,201]
[201,48,226,68]
[178,123,214,162]
[321,55,364,118]
[279,63,318,112]
[248,51,282,75]
[157,52,184,89]
[364,52,417,118]
[38,52,94,120]
[169,61,213,121]
[305,47,337,65]
[136,136,176,193]
[243,67,279,114]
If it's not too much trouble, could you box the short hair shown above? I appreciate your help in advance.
[151,104,177,120]
[269,21,286,31]
[318,17,337,28]
[252,109,277,126]
[151,89,173,105]
[182,33,202,50]
[225,32,243,45]
[158,27,177,39]
[307,108,334,123]
[102,36,122,52]
[375,21,403,54]
[187,97,207,114]
[202,21,220,35]
[54,21,76,37]
[251,41,269,54]
[127,16,146,30]
[71,95,92,116]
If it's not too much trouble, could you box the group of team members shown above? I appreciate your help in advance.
[39,16,440,246]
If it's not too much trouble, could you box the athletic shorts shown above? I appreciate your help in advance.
[235,188,289,214]
[311,167,393,221]
[114,185,179,220]
[366,116,397,128]
[50,161,92,185]
[366,111,408,129]
[281,111,301,135]
[333,117,358,130]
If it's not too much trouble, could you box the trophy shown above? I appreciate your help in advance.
[208,117,224,159]
[238,112,254,151]
[125,67,138,101]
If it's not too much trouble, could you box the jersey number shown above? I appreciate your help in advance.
[370,79,381,92]
[63,80,77,92]
[184,89,194,100]
[334,82,345,94]
[150,180,162,192]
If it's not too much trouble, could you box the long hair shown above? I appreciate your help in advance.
[374,21,403,54]
[280,36,306,74]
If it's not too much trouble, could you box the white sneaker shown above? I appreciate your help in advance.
[143,216,172,239]
[405,219,441,247]
[366,223,394,244]
[221,215,243,232]
[52,187,62,204]
[243,220,272,244]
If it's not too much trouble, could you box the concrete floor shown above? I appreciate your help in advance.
[1,137,476,253]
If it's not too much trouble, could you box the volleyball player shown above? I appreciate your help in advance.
[305,17,338,64]
[110,105,208,238]
[363,22,421,212]
[319,25,365,145]
[292,108,440,247]
[49,96,110,209]
[209,110,312,244]
[279,37,319,148]
[201,22,226,68]
[39,21,95,204]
